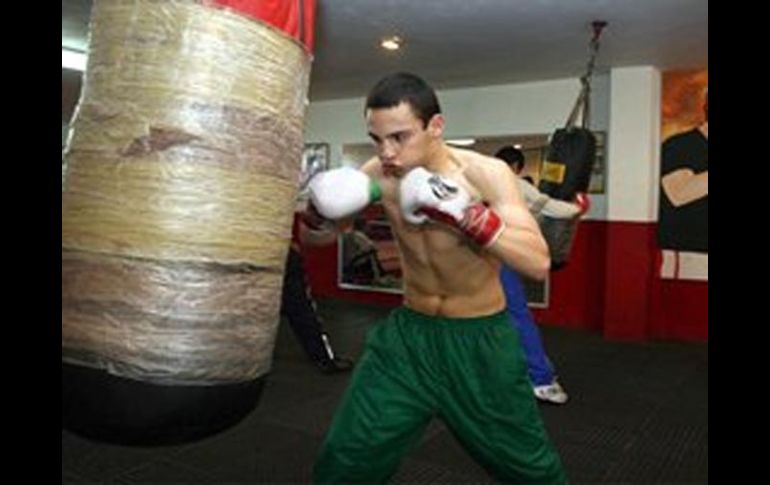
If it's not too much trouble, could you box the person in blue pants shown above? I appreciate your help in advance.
[500,265,568,404]
[495,145,572,404]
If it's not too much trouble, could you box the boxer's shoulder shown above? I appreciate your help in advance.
[449,149,513,200]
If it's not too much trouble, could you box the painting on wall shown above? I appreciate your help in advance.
[337,143,401,293]
[657,69,708,281]
[298,143,330,200]
[338,203,403,293]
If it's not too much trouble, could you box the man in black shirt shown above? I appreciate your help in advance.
[658,92,708,253]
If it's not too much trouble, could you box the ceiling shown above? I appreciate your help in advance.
[62,0,707,101]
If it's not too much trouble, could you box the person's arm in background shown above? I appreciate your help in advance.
[297,211,338,247]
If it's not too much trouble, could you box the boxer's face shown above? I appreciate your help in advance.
[366,101,443,177]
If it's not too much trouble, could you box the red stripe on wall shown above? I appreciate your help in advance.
[601,221,659,340]
[302,220,707,342]
[532,220,607,332]
[649,279,708,341]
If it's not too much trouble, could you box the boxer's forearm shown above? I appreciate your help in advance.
[485,208,550,281]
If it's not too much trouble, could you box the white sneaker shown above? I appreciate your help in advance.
[533,381,569,404]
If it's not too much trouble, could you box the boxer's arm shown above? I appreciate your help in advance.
[297,215,338,247]
[398,163,549,280]
[399,167,501,244]
[472,160,551,281]
[308,166,381,219]
[303,164,381,233]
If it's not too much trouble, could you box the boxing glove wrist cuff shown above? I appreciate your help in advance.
[461,203,505,248]
[369,179,382,203]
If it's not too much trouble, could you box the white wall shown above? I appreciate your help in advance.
[304,73,611,218]
[606,66,661,222]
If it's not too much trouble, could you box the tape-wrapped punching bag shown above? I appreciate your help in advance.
[62,0,315,445]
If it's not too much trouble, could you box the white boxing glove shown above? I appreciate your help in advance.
[308,167,382,220]
[399,167,505,248]
[399,167,471,225]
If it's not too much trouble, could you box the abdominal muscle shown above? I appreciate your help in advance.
[395,224,507,318]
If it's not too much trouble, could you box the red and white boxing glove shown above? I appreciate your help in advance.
[308,167,382,220]
[399,167,505,248]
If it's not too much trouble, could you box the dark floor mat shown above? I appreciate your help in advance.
[62,298,708,484]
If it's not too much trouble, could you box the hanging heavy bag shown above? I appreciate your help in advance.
[537,125,596,270]
[537,99,596,271]
[539,126,597,201]
[62,0,317,446]
[537,21,606,270]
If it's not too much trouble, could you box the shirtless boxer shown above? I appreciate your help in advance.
[308,72,567,484]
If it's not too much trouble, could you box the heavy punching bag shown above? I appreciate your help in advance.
[62,0,316,445]
[537,124,596,271]
[537,21,606,271]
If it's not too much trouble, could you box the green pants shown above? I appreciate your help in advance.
[313,306,567,484]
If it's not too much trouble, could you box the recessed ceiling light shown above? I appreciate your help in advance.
[381,35,403,51]
[514,144,523,149]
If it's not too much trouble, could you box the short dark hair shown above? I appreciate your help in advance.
[494,145,525,170]
[365,72,441,127]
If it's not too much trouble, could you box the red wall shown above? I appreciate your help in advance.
[649,279,709,342]
[600,222,660,340]
[302,220,708,342]
[531,221,608,332]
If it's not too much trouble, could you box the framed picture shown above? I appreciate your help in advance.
[468,132,606,194]
[298,143,330,200]
[520,274,550,308]
[658,68,708,281]
[337,143,402,293]
[588,131,606,194]
[338,203,403,294]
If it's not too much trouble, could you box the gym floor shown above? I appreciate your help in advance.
[62,298,708,484]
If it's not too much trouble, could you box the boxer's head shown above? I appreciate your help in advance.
[365,73,445,176]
